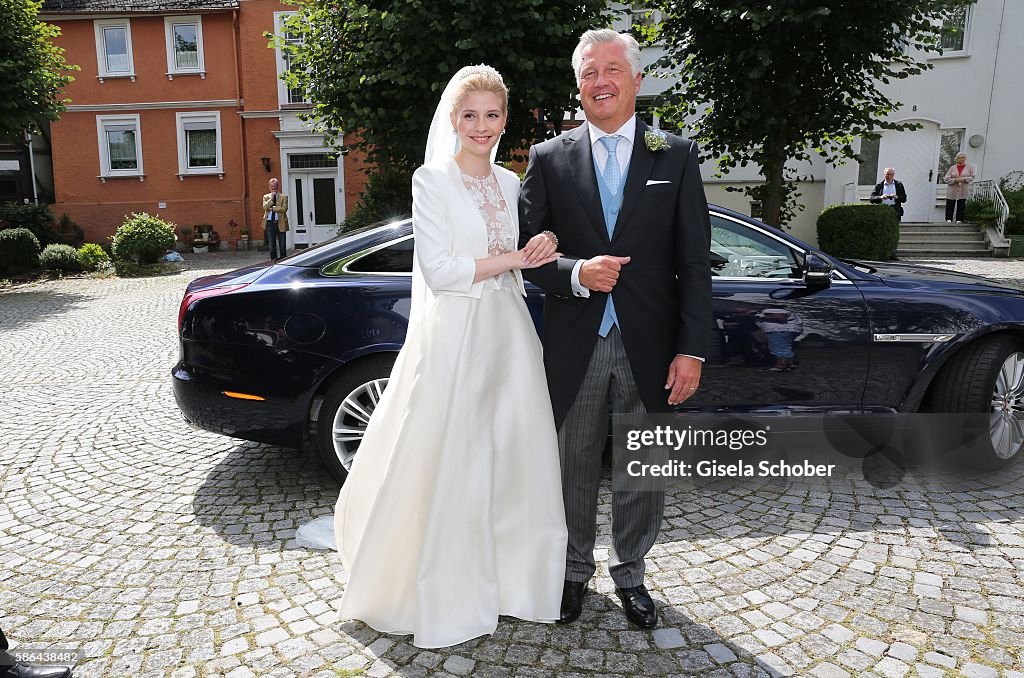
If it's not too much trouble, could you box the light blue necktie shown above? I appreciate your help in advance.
[599,135,621,195]
[597,134,622,337]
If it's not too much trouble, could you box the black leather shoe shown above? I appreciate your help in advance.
[2,659,72,678]
[616,584,657,629]
[558,580,587,624]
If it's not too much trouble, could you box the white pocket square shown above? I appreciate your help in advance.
[646,180,671,186]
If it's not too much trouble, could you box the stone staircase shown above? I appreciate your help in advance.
[896,222,991,257]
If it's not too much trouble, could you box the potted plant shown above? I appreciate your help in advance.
[194,224,213,242]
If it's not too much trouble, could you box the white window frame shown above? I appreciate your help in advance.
[933,5,973,59]
[274,11,309,106]
[175,111,223,178]
[96,114,144,181]
[93,19,135,82]
[164,15,206,79]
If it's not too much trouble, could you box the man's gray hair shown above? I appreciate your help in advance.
[571,29,643,82]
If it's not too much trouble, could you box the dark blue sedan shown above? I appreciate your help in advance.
[172,206,1024,481]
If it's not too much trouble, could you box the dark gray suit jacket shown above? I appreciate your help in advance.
[518,117,712,427]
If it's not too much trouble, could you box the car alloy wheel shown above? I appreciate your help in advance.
[331,377,389,471]
[316,355,397,483]
[927,334,1024,469]
[990,351,1024,460]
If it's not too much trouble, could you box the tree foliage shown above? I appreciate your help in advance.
[646,0,974,228]
[0,0,78,140]
[274,0,607,225]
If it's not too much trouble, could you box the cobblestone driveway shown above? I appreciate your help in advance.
[2,254,1024,678]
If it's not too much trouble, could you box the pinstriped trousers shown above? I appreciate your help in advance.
[558,327,665,588]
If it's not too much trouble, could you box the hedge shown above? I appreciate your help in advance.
[817,204,899,261]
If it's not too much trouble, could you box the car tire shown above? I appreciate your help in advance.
[927,334,1024,469]
[316,354,396,483]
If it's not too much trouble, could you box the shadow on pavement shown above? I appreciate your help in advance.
[0,289,91,333]
[191,440,339,549]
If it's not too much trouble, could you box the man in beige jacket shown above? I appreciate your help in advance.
[262,178,290,260]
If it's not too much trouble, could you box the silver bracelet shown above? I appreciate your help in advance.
[542,230,558,247]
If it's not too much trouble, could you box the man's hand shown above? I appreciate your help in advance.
[665,355,702,405]
[579,255,631,293]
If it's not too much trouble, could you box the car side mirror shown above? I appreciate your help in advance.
[804,252,833,289]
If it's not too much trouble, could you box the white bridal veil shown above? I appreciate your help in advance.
[294,64,505,551]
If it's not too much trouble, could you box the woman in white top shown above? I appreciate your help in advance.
[300,65,569,649]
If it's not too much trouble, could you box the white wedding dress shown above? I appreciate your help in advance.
[307,165,567,648]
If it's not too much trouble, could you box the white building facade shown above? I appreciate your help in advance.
[614,0,1022,246]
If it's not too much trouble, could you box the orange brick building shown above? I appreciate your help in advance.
[40,0,367,249]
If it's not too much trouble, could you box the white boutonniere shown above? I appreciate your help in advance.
[644,129,670,152]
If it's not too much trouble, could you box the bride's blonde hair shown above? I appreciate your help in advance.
[450,66,508,114]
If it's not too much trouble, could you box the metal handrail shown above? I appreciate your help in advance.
[970,179,1009,238]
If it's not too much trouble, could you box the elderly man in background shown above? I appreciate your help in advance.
[870,167,908,221]
[262,178,290,261]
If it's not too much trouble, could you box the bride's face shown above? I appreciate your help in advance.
[451,90,506,159]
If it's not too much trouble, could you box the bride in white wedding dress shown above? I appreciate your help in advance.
[297,65,568,649]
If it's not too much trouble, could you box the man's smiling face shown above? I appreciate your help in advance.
[577,41,642,134]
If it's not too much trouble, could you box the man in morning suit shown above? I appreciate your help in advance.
[518,29,712,629]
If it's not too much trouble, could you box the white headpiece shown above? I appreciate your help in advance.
[424,64,505,166]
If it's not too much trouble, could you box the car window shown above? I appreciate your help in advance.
[710,215,802,279]
[344,237,414,274]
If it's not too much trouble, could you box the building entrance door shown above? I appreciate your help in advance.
[880,124,938,222]
[290,171,339,247]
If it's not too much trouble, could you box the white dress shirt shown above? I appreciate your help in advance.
[881,180,896,204]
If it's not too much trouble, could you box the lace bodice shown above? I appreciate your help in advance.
[461,170,519,292]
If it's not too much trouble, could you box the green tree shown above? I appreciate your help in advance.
[0,0,78,140]
[647,0,973,228]
[274,0,607,228]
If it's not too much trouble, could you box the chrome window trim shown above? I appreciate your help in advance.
[323,233,414,277]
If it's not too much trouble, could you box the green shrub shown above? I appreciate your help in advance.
[339,167,412,234]
[1003,190,1024,236]
[40,243,82,272]
[0,203,59,247]
[817,204,899,261]
[965,198,997,227]
[0,227,41,272]
[111,212,176,264]
[77,243,111,271]
[57,213,85,247]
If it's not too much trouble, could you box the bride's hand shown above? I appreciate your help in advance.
[522,232,558,265]
[508,249,561,270]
